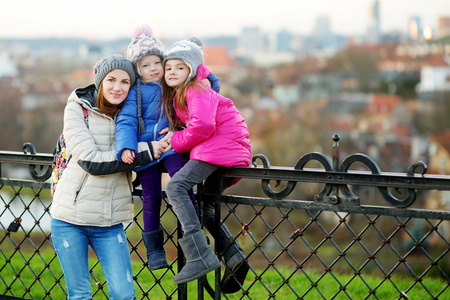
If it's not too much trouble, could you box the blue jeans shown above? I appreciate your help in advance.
[51,218,136,300]
[166,159,219,236]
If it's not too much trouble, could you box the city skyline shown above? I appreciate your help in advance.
[0,0,449,41]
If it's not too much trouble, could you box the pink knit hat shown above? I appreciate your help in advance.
[124,24,164,65]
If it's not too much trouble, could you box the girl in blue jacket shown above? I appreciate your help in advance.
[115,25,220,271]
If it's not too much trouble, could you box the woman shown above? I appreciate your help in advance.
[50,54,165,299]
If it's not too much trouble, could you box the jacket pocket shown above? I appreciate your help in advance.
[73,174,88,205]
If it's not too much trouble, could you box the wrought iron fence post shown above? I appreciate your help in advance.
[213,177,223,300]
[332,134,340,172]
[331,134,341,204]
[197,180,206,300]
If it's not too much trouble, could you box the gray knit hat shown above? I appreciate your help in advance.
[93,54,136,89]
[163,36,204,83]
[125,24,164,68]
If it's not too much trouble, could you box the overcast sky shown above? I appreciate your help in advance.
[0,0,449,40]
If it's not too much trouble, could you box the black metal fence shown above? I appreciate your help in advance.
[1,136,449,299]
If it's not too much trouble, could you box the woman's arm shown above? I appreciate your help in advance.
[64,102,157,176]
[78,141,158,175]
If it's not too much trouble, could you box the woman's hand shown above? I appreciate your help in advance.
[151,140,167,159]
[121,149,135,164]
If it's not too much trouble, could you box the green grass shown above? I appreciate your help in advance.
[1,250,449,299]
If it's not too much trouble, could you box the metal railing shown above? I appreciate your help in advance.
[1,135,449,299]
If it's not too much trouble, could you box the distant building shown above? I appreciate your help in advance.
[0,51,18,78]
[203,36,238,54]
[275,29,292,53]
[239,27,264,58]
[375,44,422,81]
[307,15,348,54]
[409,16,422,42]
[299,73,341,100]
[203,45,237,76]
[313,16,333,48]
[416,54,450,94]
[323,93,411,167]
[273,85,300,106]
[438,16,450,31]
[256,96,279,110]
[367,0,381,44]
[250,52,297,67]
[437,16,450,38]
[78,43,102,59]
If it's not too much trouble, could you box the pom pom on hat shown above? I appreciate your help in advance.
[125,24,164,68]
[186,36,203,48]
[93,54,136,89]
[163,36,204,83]
[133,24,153,38]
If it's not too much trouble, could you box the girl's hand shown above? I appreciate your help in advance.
[160,130,174,143]
[159,127,169,135]
[159,127,174,137]
[121,149,135,164]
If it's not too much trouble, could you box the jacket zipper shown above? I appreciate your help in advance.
[150,108,166,164]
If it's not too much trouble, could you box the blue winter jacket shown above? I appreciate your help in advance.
[115,73,220,172]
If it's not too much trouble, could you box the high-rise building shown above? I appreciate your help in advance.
[437,16,450,37]
[275,29,292,53]
[367,0,381,43]
[313,16,332,47]
[239,27,264,57]
[409,16,422,41]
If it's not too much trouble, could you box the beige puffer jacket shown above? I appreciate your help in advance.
[50,84,154,227]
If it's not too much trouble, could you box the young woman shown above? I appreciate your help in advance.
[161,37,251,291]
[50,54,165,299]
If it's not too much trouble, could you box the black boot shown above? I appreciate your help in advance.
[142,228,169,270]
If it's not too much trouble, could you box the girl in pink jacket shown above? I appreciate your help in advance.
[161,37,251,291]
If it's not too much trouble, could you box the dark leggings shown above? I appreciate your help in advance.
[139,153,195,232]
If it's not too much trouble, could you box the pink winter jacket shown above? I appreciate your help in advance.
[171,64,252,170]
